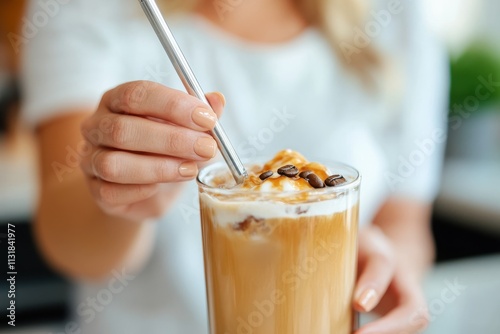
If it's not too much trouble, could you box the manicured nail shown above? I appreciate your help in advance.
[192,108,217,129]
[178,162,198,177]
[194,137,217,158]
[357,288,378,312]
[214,92,226,107]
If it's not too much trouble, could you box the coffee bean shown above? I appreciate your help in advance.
[325,174,347,187]
[307,173,325,188]
[259,171,274,181]
[299,170,313,179]
[277,165,299,178]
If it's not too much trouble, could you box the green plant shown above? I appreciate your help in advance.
[449,43,500,116]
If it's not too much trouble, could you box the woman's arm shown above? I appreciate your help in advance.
[35,112,158,281]
[373,198,435,279]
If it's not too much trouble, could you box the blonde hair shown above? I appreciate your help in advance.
[294,0,381,77]
[158,0,381,80]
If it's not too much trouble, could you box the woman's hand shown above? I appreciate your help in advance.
[354,225,430,334]
[80,80,225,222]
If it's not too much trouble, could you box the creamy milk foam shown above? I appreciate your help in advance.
[198,150,360,334]
[200,193,351,224]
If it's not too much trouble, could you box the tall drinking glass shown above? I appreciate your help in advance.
[197,159,360,334]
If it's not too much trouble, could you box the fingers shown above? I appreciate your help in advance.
[108,186,180,220]
[86,178,169,220]
[355,303,428,334]
[354,226,396,312]
[354,226,429,334]
[79,82,227,221]
[82,114,217,160]
[87,178,160,207]
[102,81,224,131]
[355,281,429,334]
[206,92,225,118]
[81,148,199,184]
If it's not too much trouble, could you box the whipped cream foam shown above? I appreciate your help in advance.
[200,193,351,226]
[198,149,360,224]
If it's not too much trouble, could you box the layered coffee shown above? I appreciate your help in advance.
[197,150,360,334]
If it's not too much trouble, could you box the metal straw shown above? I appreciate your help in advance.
[139,0,247,184]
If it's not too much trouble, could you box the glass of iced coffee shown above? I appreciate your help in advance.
[197,150,360,334]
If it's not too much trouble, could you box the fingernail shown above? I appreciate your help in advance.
[192,108,217,129]
[357,288,378,312]
[194,137,217,158]
[214,92,226,107]
[178,162,198,177]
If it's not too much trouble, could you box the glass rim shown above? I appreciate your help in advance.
[196,158,361,197]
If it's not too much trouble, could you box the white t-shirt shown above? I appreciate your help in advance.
[21,0,449,333]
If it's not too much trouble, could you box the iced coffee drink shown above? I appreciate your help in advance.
[197,150,360,334]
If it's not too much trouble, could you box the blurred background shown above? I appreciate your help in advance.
[1,0,499,333]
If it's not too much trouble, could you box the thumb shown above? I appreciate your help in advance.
[206,92,226,119]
